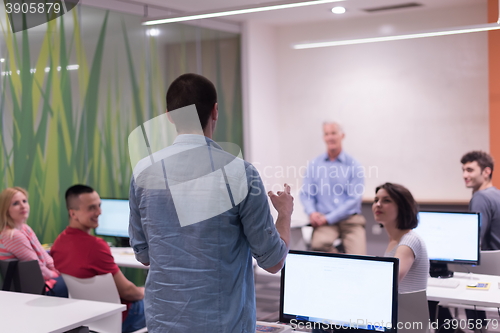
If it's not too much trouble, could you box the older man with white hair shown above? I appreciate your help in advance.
[300,122,366,254]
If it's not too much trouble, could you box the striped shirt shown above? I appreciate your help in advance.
[385,231,429,293]
[0,223,59,281]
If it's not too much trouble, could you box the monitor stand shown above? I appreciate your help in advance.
[114,237,130,248]
[429,263,454,278]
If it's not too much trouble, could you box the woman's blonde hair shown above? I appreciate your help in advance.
[0,187,29,231]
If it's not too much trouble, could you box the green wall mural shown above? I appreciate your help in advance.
[0,6,243,244]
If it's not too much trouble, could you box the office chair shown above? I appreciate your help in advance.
[399,290,430,333]
[449,250,500,275]
[62,273,147,333]
[0,259,45,294]
[0,259,18,291]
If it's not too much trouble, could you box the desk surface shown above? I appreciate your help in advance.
[427,272,500,308]
[110,247,149,269]
[0,290,126,333]
[112,248,500,308]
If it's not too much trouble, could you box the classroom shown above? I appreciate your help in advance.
[0,0,498,332]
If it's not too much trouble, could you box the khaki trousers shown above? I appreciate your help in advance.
[310,214,367,255]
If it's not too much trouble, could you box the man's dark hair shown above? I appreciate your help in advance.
[166,73,217,130]
[65,184,95,210]
[375,183,419,230]
[460,150,494,180]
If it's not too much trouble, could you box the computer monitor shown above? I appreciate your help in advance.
[415,211,480,278]
[280,250,398,333]
[95,198,130,246]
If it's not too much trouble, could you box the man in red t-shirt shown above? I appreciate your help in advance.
[51,184,145,333]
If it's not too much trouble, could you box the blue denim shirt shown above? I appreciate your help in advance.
[129,134,287,333]
[300,150,364,224]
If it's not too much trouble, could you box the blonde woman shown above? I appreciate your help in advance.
[0,187,67,297]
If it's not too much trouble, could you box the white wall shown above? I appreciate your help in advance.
[243,3,489,205]
[242,21,282,189]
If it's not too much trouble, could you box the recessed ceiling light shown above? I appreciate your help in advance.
[293,23,500,49]
[144,0,346,25]
[331,6,346,14]
[147,28,160,36]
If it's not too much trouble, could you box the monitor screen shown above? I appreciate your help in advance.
[280,250,398,333]
[415,211,480,265]
[95,198,130,238]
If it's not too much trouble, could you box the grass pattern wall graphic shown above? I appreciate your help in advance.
[0,6,243,244]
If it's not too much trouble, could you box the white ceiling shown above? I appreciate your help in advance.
[124,0,486,26]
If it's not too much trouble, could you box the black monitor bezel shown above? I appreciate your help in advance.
[94,197,130,239]
[416,210,481,266]
[279,250,399,333]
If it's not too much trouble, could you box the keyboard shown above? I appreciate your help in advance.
[428,278,460,288]
[255,321,292,332]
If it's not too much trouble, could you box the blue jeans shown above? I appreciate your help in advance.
[122,300,146,333]
[46,275,68,298]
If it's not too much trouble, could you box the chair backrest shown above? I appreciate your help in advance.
[16,260,46,294]
[61,273,120,304]
[0,259,45,294]
[449,250,500,275]
[398,290,429,333]
[0,259,18,291]
[62,273,122,333]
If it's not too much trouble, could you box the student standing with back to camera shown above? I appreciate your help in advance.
[128,73,293,333]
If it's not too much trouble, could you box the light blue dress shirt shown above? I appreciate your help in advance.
[129,134,287,333]
[300,150,364,224]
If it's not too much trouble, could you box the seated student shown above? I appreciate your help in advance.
[373,182,429,293]
[313,182,429,333]
[374,183,455,333]
[0,187,68,297]
[50,184,145,333]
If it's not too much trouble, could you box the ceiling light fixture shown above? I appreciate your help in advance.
[146,28,160,36]
[331,6,346,14]
[294,0,500,49]
[293,22,500,49]
[143,0,346,25]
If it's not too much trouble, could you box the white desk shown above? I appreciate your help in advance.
[0,290,126,333]
[110,247,149,269]
[427,272,500,308]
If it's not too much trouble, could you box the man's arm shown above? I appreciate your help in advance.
[470,194,491,247]
[113,270,144,301]
[324,162,364,224]
[128,178,150,265]
[300,162,328,227]
[300,162,318,218]
[240,165,291,274]
[266,184,293,274]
